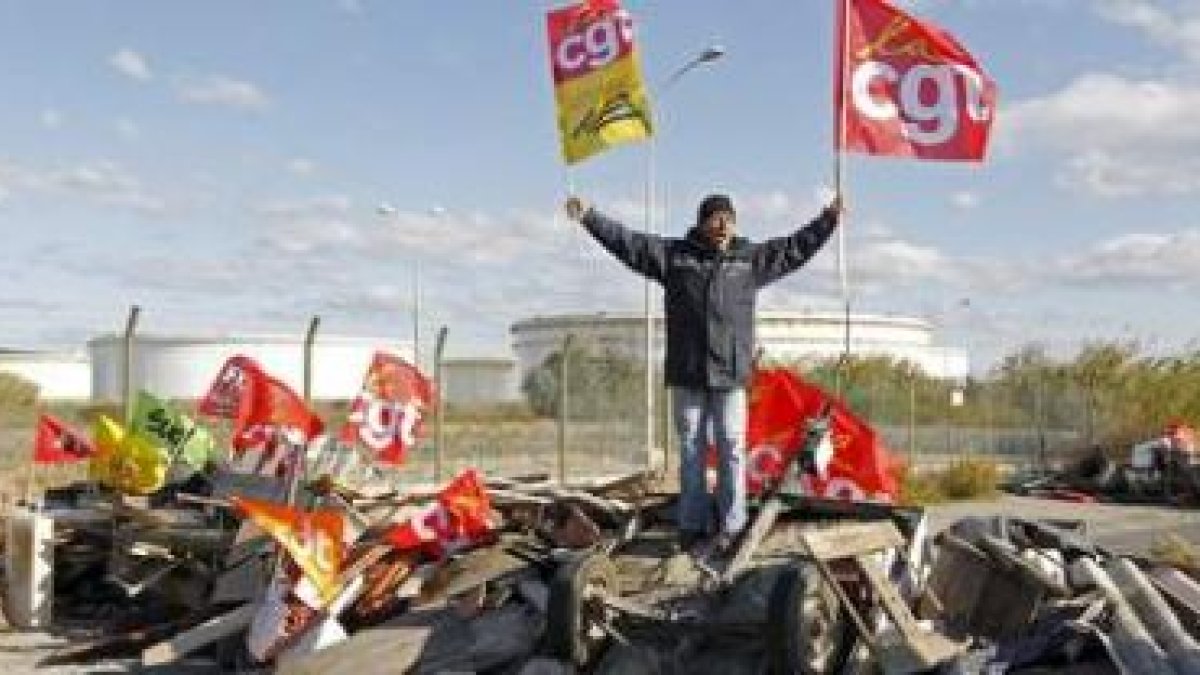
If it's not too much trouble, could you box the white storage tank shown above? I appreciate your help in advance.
[442,357,520,405]
[88,334,415,402]
[0,349,91,401]
[510,310,968,380]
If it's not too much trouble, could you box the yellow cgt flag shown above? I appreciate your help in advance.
[547,1,654,164]
[90,414,169,496]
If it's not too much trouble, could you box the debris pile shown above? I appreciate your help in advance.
[8,467,1200,674]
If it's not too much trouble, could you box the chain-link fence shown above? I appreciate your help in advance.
[403,331,651,484]
[0,332,1182,490]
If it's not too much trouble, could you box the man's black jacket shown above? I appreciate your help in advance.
[581,207,838,390]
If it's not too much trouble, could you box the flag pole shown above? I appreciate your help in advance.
[833,0,852,398]
[25,414,38,506]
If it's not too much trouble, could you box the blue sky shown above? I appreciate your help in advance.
[0,0,1196,370]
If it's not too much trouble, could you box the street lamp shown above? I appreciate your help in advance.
[644,44,726,469]
[377,202,424,370]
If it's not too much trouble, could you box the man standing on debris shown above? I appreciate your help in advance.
[564,192,842,554]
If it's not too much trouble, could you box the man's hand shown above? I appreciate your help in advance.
[564,196,587,222]
[828,193,844,217]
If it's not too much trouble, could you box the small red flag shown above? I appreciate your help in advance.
[33,414,95,464]
[383,468,495,558]
[340,352,434,465]
[837,0,996,161]
[233,369,324,452]
[198,355,261,419]
[199,355,323,452]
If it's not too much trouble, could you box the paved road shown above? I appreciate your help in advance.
[927,494,1200,556]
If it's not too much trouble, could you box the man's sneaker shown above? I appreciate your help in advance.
[713,531,739,558]
[678,529,706,554]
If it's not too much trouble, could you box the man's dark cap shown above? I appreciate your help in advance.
[697,194,734,224]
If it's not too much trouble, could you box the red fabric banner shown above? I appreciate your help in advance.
[837,0,996,161]
[340,353,434,465]
[198,355,261,419]
[745,369,900,503]
[384,468,495,559]
[199,355,323,452]
[33,414,95,464]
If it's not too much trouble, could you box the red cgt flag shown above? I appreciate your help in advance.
[340,352,434,465]
[836,0,996,161]
[383,468,495,559]
[199,355,323,452]
[745,368,900,503]
[33,414,95,464]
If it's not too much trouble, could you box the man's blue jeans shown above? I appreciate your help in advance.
[672,386,748,537]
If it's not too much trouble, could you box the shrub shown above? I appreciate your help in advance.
[898,458,1000,506]
[0,372,38,410]
[936,458,1000,500]
[897,462,945,507]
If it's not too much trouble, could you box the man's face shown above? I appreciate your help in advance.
[702,210,736,251]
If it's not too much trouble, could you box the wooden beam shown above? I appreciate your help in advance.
[141,603,256,667]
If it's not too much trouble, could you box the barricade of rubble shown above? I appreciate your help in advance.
[5,468,1200,674]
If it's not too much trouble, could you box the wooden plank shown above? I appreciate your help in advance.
[141,603,257,667]
[800,521,905,561]
[721,498,782,584]
[855,554,966,673]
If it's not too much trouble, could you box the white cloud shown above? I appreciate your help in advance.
[1004,73,1200,151]
[337,0,365,15]
[0,159,167,214]
[110,48,152,82]
[40,109,63,130]
[177,75,269,111]
[256,194,353,220]
[1050,229,1200,286]
[1057,149,1200,197]
[1003,73,1200,196]
[1096,0,1200,64]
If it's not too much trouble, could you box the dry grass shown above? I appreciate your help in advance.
[898,458,1001,506]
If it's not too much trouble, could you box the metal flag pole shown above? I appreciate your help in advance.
[833,0,852,398]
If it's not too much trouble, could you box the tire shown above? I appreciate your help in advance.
[544,552,619,667]
[767,562,855,675]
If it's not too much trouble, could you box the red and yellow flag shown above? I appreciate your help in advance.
[231,496,346,606]
[546,0,653,164]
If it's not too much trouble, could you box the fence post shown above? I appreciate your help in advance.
[433,326,449,482]
[302,316,320,403]
[907,367,917,462]
[122,305,141,425]
[557,334,574,485]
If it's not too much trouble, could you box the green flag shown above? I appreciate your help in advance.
[131,390,216,472]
